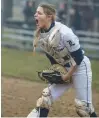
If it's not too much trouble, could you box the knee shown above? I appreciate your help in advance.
[36,87,52,109]
[27,88,52,118]
[75,99,94,117]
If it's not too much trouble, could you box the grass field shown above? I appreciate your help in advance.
[1,47,50,82]
[1,47,99,91]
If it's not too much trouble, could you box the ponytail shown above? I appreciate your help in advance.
[33,28,41,49]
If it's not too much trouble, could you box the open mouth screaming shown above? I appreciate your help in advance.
[35,19,39,26]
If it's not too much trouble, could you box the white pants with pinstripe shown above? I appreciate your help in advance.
[47,56,93,105]
[27,56,95,118]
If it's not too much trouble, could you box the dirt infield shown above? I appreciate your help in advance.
[1,76,99,117]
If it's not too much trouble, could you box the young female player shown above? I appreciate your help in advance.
[27,3,97,117]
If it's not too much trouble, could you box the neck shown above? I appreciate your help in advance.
[42,21,55,32]
[47,22,52,30]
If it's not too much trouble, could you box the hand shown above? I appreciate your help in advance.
[61,74,70,81]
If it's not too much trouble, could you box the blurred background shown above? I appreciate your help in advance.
[1,0,99,76]
[1,0,99,59]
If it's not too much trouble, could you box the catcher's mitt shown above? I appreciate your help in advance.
[37,64,71,84]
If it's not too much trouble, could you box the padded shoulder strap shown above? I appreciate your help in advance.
[48,24,61,47]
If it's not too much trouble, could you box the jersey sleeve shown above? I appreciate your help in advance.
[62,30,84,65]
[63,31,80,52]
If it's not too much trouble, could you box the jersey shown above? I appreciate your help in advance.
[38,21,84,66]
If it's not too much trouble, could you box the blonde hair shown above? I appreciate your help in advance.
[39,3,56,21]
[33,3,56,48]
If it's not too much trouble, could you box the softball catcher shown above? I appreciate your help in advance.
[27,3,97,117]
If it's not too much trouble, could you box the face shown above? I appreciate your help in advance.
[34,6,51,29]
[28,1,33,7]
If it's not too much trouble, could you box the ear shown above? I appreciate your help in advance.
[47,15,52,20]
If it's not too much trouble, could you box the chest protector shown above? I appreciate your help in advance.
[38,23,76,66]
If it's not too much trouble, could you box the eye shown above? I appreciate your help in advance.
[38,11,43,15]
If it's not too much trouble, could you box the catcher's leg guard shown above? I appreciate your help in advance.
[27,87,52,118]
[75,99,96,117]
[27,107,49,117]
[90,112,97,117]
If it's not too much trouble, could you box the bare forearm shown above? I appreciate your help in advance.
[67,65,77,77]
[62,65,77,81]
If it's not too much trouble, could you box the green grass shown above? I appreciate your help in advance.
[1,47,99,91]
[1,47,50,82]
[91,61,99,92]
